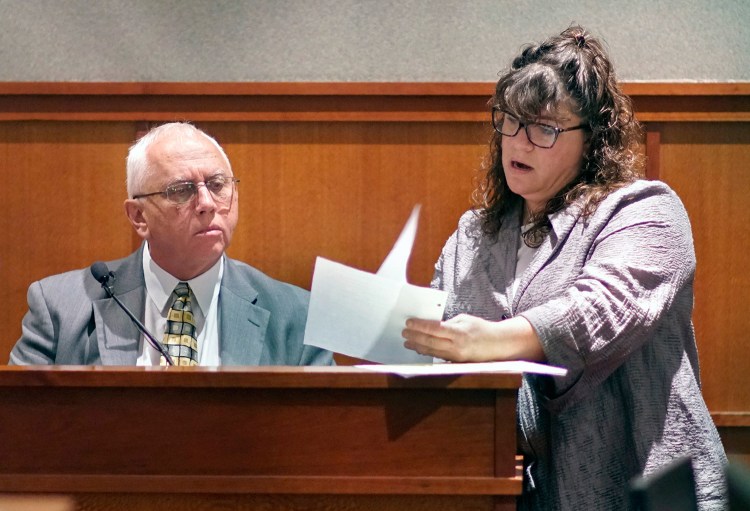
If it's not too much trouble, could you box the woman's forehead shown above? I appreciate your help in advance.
[540,104,580,122]
[506,103,580,123]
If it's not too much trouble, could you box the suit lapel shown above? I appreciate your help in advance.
[512,207,580,311]
[93,247,147,365]
[93,292,141,365]
[218,259,269,365]
[487,208,523,304]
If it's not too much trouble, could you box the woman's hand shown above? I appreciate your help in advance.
[402,314,546,363]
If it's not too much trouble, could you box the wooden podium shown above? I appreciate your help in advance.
[0,366,523,510]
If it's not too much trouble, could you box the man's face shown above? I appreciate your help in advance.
[125,133,238,280]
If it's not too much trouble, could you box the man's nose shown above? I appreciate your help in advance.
[194,184,217,212]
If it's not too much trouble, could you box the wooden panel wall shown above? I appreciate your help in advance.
[0,82,748,464]
[1,122,135,310]
[207,121,486,288]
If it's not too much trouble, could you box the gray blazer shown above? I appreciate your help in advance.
[9,245,333,366]
[434,180,726,510]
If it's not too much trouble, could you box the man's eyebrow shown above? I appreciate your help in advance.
[165,178,194,186]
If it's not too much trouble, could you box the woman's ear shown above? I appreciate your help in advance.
[124,199,150,240]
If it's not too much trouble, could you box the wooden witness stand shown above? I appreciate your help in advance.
[0,366,523,511]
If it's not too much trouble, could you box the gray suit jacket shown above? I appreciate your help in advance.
[434,180,726,510]
[9,246,333,366]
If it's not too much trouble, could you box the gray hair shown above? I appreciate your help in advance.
[126,122,232,197]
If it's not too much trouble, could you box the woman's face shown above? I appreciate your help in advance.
[501,108,587,213]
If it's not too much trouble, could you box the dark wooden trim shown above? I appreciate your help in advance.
[134,121,150,139]
[0,82,497,96]
[0,82,747,96]
[622,82,750,96]
[0,473,523,495]
[645,126,661,180]
[0,82,746,122]
[712,412,750,427]
[0,94,489,122]
[0,365,522,390]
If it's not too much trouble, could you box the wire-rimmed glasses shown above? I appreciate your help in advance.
[132,175,239,205]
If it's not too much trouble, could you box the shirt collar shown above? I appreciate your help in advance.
[515,202,576,246]
[548,208,567,235]
[142,242,224,313]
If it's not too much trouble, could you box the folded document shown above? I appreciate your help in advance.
[303,206,446,364]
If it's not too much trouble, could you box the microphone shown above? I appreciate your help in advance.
[90,262,175,366]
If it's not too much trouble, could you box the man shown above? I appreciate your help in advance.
[10,122,332,366]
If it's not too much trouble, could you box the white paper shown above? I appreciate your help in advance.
[376,204,420,281]
[303,205,447,364]
[354,361,568,378]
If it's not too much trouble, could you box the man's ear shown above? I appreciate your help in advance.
[124,199,149,240]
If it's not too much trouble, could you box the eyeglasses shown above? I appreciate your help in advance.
[491,107,588,149]
[132,175,239,205]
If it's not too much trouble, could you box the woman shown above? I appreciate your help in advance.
[402,26,727,510]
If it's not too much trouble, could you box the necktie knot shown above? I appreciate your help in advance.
[173,281,190,298]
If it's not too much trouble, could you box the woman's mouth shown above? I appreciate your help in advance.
[511,160,533,171]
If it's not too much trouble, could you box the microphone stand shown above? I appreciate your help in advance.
[98,272,175,366]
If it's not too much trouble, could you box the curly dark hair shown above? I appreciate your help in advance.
[474,25,644,246]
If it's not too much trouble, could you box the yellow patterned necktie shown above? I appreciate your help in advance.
[161,282,199,366]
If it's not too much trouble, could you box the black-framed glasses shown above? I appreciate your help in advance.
[132,175,239,205]
[491,107,588,149]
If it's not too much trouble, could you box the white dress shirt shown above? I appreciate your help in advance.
[136,243,223,366]
[511,223,539,300]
